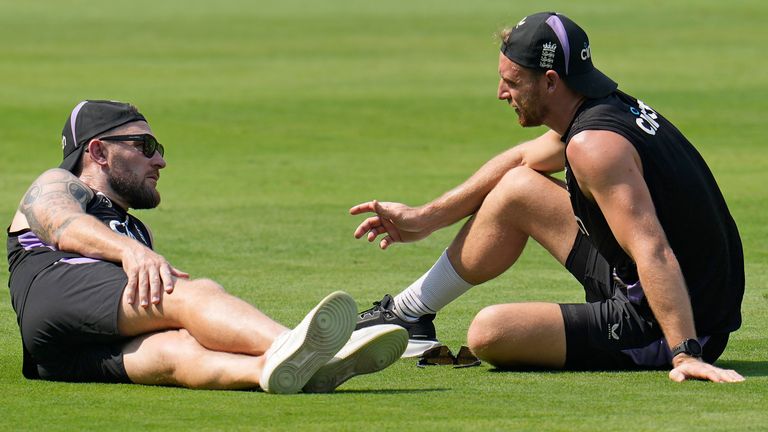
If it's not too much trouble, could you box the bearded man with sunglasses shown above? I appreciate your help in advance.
[6,100,407,392]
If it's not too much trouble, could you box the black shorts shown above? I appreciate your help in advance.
[560,232,729,370]
[18,258,131,383]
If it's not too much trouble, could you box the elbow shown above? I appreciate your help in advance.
[50,214,84,250]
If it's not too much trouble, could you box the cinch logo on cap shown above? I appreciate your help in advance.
[580,43,592,60]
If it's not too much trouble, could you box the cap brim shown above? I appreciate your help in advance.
[564,67,617,99]
[59,146,85,173]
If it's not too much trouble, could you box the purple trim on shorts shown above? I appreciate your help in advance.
[546,15,570,74]
[18,231,56,251]
[70,101,88,146]
[57,257,101,265]
[622,336,711,367]
[626,281,645,304]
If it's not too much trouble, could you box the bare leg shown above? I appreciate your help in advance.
[451,167,579,367]
[392,167,579,321]
[448,166,578,284]
[467,303,566,368]
[123,329,266,389]
[118,278,287,356]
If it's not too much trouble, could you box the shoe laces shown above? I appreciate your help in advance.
[359,295,393,319]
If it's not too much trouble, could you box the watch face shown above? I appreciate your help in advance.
[687,339,703,356]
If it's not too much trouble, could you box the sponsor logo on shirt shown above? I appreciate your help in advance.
[629,100,660,135]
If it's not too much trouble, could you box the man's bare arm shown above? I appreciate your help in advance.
[417,129,566,230]
[567,130,743,382]
[20,169,94,246]
[351,130,566,248]
[17,168,187,306]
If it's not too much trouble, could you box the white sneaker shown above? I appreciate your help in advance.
[302,324,408,393]
[260,291,356,394]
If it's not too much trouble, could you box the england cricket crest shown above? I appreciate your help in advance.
[540,42,557,69]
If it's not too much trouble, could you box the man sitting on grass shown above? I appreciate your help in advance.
[7,99,407,393]
[352,12,744,383]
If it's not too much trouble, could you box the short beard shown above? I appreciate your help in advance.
[516,90,548,127]
[108,159,161,210]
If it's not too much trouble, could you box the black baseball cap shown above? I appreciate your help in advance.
[500,12,617,98]
[60,100,146,173]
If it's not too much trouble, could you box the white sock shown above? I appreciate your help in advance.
[392,250,473,321]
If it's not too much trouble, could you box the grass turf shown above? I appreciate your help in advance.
[1,0,766,430]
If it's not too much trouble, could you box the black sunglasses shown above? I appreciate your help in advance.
[99,134,165,158]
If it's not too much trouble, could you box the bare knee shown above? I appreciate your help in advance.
[484,166,545,214]
[467,303,566,369]
[467,305,509,362]
[124,329,205,386]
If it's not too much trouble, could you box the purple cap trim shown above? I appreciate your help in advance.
[69,101,88,147]
[546,15,570,75]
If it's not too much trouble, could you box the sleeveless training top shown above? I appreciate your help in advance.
[562,90,744,336]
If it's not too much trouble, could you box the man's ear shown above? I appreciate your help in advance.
[85,139,109,167]
[544,69,560,93]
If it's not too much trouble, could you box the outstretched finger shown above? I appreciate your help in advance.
[712,368,745,383]
[171,267,190,279]
[349,201,376,215]
[354,216,382,239]
[367,225,383,242]
[379,235,394,250]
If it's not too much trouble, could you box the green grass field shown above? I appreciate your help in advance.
[1,0,766,430]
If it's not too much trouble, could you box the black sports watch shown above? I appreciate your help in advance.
[671,338,703,358]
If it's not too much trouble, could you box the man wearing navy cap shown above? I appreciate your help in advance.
[352,12,744,382]
[7,100,407,392]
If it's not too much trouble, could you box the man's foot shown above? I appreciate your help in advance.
[355,294,442,358]
[260,291,356,394]
[303,324,408,393]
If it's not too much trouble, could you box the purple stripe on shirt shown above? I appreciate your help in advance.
[57,257,101,265]
[545,15,571,75]
[18,231,56,251]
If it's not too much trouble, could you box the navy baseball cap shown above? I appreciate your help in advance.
[60,100,146,173]
[500,12,617,98]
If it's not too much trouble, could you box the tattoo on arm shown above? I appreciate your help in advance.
[68,181,91,207]
[23,184,41,207]
[19,170,94,245]
[53,214,82,242]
